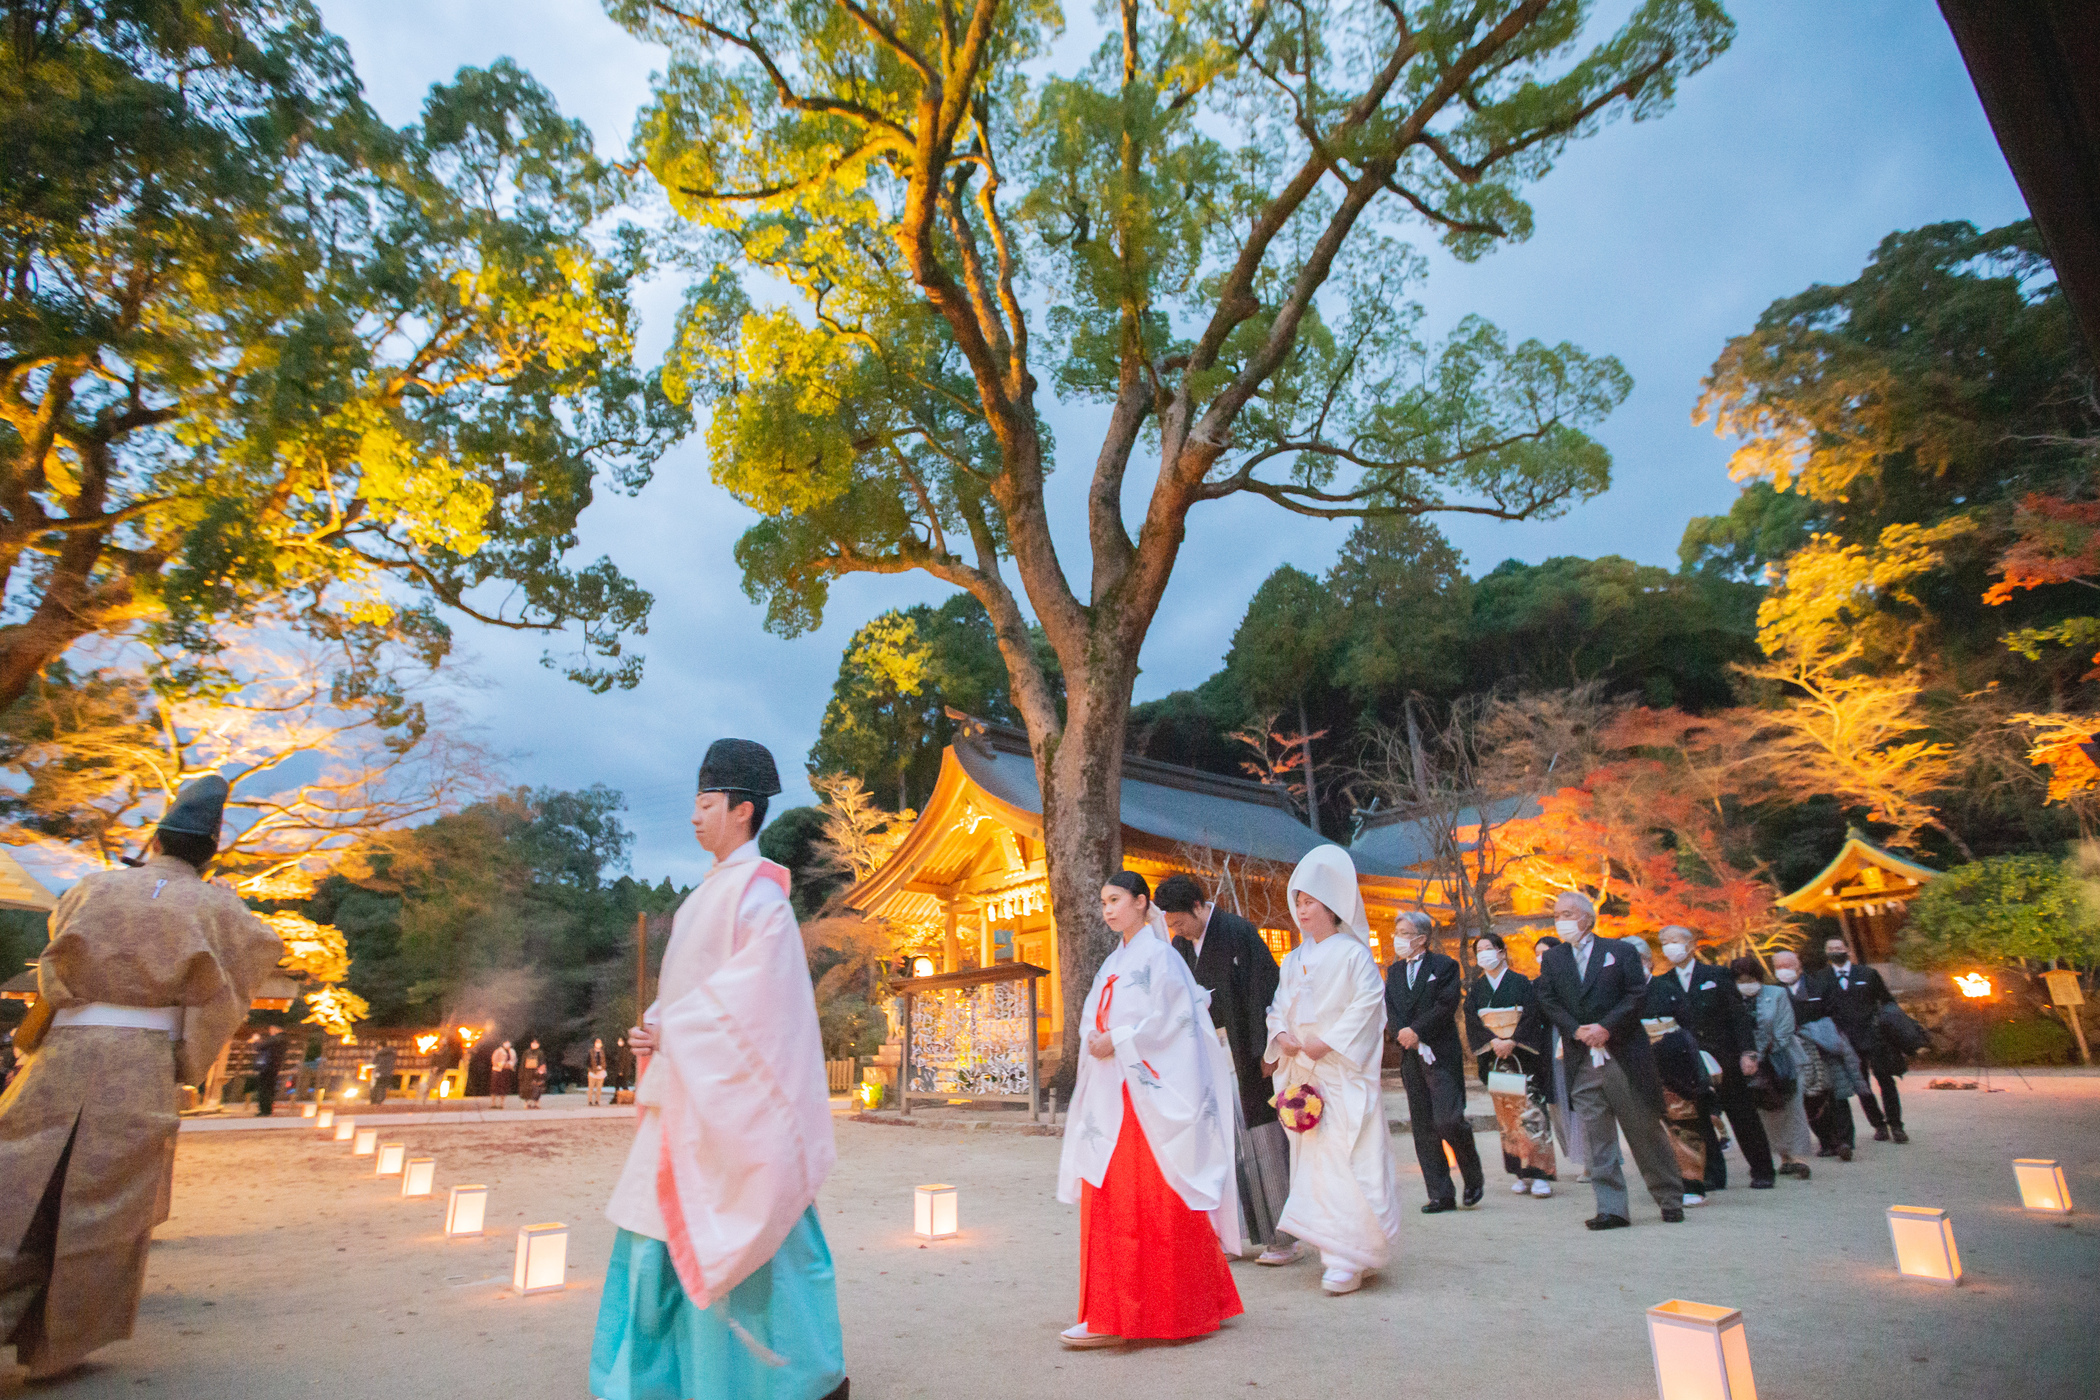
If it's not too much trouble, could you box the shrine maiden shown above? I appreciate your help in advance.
[594,741,846,1400]
[1266,845,1403,1295]
[0,777,282,1379]
[1056,872,1243,1349]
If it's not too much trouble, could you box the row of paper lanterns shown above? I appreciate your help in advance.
[300,1101,568,1296]
[1646,1157,2074,1400]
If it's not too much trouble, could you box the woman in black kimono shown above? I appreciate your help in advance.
[1463,933,1557,1196]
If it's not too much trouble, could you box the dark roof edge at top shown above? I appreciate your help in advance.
[963,716,1297,813]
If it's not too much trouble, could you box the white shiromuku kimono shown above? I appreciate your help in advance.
[1057,919,1243,1257]
[1267,845,1403,1275]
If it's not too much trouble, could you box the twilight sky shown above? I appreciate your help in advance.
[300,0,2028,889]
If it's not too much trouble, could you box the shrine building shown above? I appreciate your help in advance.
[843,719,1445,1050]
[1776,829,1940,962]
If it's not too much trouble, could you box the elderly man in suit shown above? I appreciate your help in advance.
[1157,873,1295,1263]
[1534,892,1685,1229]
[1384,912,1483,1212]
[1803,936,1909,1144]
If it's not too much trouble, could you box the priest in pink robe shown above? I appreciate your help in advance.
[592,740,846,1400]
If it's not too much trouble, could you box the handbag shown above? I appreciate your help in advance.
[1486,1068,1530,1098]
[1746,1062,1793,1112]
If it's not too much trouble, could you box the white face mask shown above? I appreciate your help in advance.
[1737,981,1762,998]
[1477,949,1504,972]
[1554,917,1581,938]
[1663,942,1692,965]
[1775,967,1800,985]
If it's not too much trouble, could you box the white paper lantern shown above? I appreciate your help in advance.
[914,1183,958,1240]
[444,1185,489,1238]
[353,1127,377,1155]
[375,1142,406,1177]
[1887,1205,1962,1285]
[401,1157,436,1198]
[334,1117,357,1142]
[513,1223,569,1295]
[301,1102,317,1118]
[1647,1299,1757,1400]
[316,1108,335,1130]
[2013,1158,2073,1213]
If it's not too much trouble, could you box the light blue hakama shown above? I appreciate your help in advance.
[590,1208,845,1400]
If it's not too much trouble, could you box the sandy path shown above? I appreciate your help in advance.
[6,1071,2097,1398]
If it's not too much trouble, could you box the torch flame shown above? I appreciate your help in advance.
[1955,972,1992,999]
[455,1026,482,1048]
[415,1034,440,1054]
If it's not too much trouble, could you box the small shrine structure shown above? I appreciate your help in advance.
[1776,831,1939,961]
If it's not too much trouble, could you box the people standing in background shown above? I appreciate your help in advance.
[369,1042,397,1105]
[1057,871,1243,1348]
[1534,892,1685,1230]
[1783,950,1865,1161]
[1464,933,1556,1197]
[489,1039,517,1110]
[0,775,281,1379]
[250,1026,288,1118]
[1644,926,1775,1191]
[1805,937,1909,1144]
[1384,912,1483,1213]
[1732,957,1814,1180]
[1266,846,1403,1296]
[613,1035,634,1093]
[1155,873,1293,1266]
[587,1037,608,1106]
[520,1039,545,1108]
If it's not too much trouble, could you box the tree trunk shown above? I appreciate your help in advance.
[1036,656,1134,1097]
[1298,691,1320,837]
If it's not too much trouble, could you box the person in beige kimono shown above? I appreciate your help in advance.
[0,776,281,1379]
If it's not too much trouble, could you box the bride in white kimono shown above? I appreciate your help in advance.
[1266,844,1403,1295]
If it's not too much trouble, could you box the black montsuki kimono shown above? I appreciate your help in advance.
[1463,968,1551,1098]
[1172,908,1283,1129]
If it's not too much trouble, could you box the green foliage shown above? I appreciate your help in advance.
[0,5,685,709]
[808,594,1023,809]
[0,908,47,984]
[1679,483,1819,582]
[759,805,837,918]
[1900,853,2100,971]
[1224,566,1340,718]
[1985,1016,2075,1067]
[1327,517,1474,706]
[303,786,683,1059]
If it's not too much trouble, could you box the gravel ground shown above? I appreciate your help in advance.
[5,1069,2096,1399]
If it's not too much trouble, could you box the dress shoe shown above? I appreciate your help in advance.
[1837,1144,1854,1161]
[1661,1207,1686,1223]
[1749,1177,1776,1189]
[1462,1183,1484,1208]
[1584,1213,1631,1231]
[1815,1145,1837,1158]
[1872,1125,1891,1142]
[1421,1198,1458,1214]
[1892,1127,1909,1144]
[1779,1162,1812,1180]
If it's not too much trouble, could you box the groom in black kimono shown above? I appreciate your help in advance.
[1156,874,1296,1264]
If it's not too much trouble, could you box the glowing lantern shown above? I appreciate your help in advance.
[912,957,935,977]
[1887,1205,1962,1285]
[316,1108,335,1130]
[445,1185,489,1237]
[301,1102,317,1119]
[438,1077,452,1099]
[513,1223,569,1295]
[2013,1159,2072,1213]
[334,1117,356,1143]
[375,1142,406,1177]
[914,1183,959,1240]
[1954,972,1992,999]
[401,1157,436,1198]
[1646,1299,1757,1400]
[353,1127,377,1155]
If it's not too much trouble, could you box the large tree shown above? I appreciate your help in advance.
[614,0,1733,1074]
[1,4,681,711]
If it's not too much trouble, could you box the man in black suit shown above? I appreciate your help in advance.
[1534,892,1685,1229]
[1157,874,1295,1261]
[1384,912,1483,1212]
[1803,936,1909,1143]
[1647,926,1775,1189]
[249,1026,288,1117]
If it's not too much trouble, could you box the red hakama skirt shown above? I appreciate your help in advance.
[1078,1086,1244,1339]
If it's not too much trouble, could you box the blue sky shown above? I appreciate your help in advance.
[301,0,2028,888]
